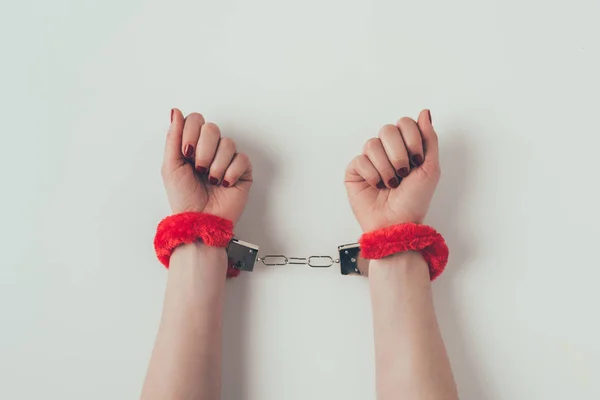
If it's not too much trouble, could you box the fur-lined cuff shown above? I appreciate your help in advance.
[359,223,449,280]
[154,212,237,278]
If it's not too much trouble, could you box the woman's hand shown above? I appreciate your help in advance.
[161,109,252,223]
[345,109,440,232]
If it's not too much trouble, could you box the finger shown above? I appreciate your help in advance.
[397,117,424,167]
[363,138,399,188]
[378,124,410,179]
[194,123,221,174]
[346,154,383,188]
[208,137,236,185]
[222,153,252,188]
[181,113,205,160]
[163,108,184,172]
[417,109,439,165]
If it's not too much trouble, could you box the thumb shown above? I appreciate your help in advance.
[416,109,441,182]
[162,108,185,174]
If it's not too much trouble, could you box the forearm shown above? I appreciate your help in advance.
[141,243,227,400]
[369,251,457,400]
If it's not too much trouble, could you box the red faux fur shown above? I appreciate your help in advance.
[154,212,238,278]
[359,223,449,280]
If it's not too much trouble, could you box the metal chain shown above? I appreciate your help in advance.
[257,254,340,268]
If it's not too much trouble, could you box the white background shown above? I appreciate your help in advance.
[1,0,599,399]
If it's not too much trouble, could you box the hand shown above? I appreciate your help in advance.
[161,109,253,224]
[345,109,440,232]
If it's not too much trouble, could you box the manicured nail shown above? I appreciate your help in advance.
[170,109,174,122]
[222,180,230,188]
[412,154,423,166]
[427,109,432,124]
[397,167,409,178]
[184,144,194,158]
[388,177,399,188]
[376,181,385,189]
[196,166,208,174]
[209,176,219,185]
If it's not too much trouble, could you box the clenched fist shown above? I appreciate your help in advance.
[345,109,440,232]
[161,109,253,224]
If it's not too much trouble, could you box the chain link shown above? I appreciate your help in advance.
[258,254,340,268]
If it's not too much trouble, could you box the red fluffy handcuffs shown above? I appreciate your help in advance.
[154,212,449,280]
[154,212,240,278]
[359,223,449,280]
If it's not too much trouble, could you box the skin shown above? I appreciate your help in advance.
[141,109,252,400]
[142,108,457,400]
[345,109,458,400]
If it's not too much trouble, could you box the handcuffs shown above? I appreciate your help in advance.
[226,239,364,275]
[155,213,448,280]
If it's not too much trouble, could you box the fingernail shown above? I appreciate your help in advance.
[388,177,399,188]
[196,166,208,174]
[222,180,230,188]
[427,109,432,124]
[184,144,194,158]
[376,181,385,189]
[412,154,424,166]
[397,167,409,178]
[170,109,174,123]
[209,176,219,185]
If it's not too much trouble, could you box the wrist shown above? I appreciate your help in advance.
[163,243,227,320]
[170,242,227,272]
[368,251,430,282]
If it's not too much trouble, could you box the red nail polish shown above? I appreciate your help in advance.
[209,176,219,185]
[170,109,174,122]
[184,144,194,158]
[376,181,385,189]
[397,167,409,178]
[412,154,423,166]
[427,110,432,124]
[388,177,399,188]
[222,180,230,188]
[196,166,208,174]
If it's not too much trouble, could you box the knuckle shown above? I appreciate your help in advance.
[219,137,236,151]
[363,138,380,152]
[348,154,366,174]
[378,124,398,139]
[236,152,250,165]
[354,154,368,168]
[202,122,221,136]
[186,112,205,125]
[397,116,415,126]
[346,156,359,173]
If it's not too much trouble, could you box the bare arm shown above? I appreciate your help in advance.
[141,243,227,400]
[143,108,253,399]
[344,109,457,399]
[370,252,458,400]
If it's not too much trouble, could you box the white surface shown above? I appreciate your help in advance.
[1,0,599,399]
